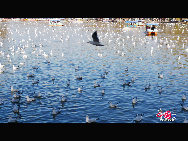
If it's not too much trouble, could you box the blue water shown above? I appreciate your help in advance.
[0,20,187,123]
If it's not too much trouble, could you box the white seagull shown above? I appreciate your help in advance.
[158,73,163,79]
[26,95,35,102]
[134,114,144,122]
[52,107,61,116]
[182,94,186,101]
[86,115,99,123]
[78,87,83,92]
[132,97,137,104]
[101,89,105,95]
[13,65,19,71]
[61,95,67,102]
[11,86,18,93]
[0,63,5,69]
[23,54,28,59]
[108,101,118,108]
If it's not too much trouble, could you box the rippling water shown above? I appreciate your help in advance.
[0,20,187,123]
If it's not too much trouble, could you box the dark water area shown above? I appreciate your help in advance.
[0,20,187,123]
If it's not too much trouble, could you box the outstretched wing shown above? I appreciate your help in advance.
[92,31,99,43]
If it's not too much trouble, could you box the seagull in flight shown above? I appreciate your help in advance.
[88,31,104,46]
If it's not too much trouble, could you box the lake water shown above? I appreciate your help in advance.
[0,20,187,123]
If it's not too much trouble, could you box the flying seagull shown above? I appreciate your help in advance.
[88,31,104,46]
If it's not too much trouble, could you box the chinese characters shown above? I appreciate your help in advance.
[156,109,176,121]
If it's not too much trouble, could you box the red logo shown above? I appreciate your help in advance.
[156,109,175,121]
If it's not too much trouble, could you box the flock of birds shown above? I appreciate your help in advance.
[0,20,187,123]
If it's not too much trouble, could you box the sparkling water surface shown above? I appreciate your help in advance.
[0,20,187,123]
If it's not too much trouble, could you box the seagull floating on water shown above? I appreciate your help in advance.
[182,94,186,101]
[32,80,39,85]
[132,97,137,104]
[52,77,55,83]
[66,79,70,87]
[27,73,35,78]
[125,67,128,72]
[32,66,39,70]
[13,65,19,71]
[0,68,4,74]
[23,54,28,59]
[101,89,105,95]
[13,93,21,99]
[180,103,188,111]
[158,73,163,79]
[26,95,35,102]
[78,87,83,92]
[0,63,5,69]
[123,81,131,87]
[94,82,100,88]
[34,92,42,98]
[52,107,61,116]
[61,95,67,103]
[131,77,136,83]
[20,62,25,66]
[108,101,118,108]
[104,70,108,75]
[101,73,106,79]
[145,83,151,91]
[158,87,162,94]
[76,76,82,80]
[75,66,79,72]
[11,86,19,93]
[86,115,99,123]
[87,31,104,46]
[134,114,144,122]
